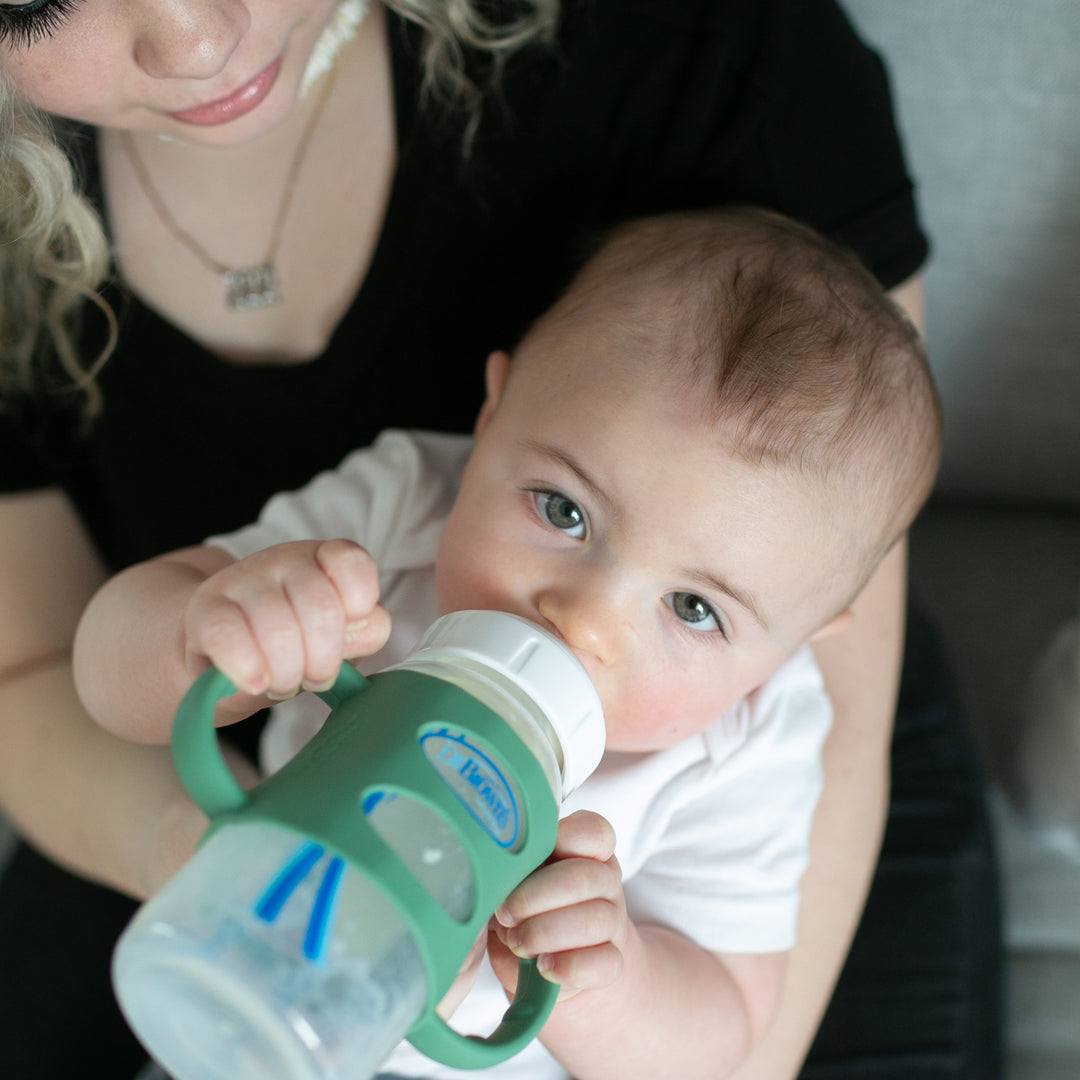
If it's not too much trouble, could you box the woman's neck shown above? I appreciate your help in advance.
[97,3,398,366]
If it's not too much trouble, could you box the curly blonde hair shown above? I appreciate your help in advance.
[0,82,114,420]
[386,0,559,148]
[0,0,559,418]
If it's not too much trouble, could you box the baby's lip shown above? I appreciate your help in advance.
[167,56,282,126]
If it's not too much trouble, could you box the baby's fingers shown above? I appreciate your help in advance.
[536,942,623,994]
[497,896,622,960]
[235,546,379,695]
[552,810,617,862]
[314,540,390,661]
[490,910,624,997]
[499,852,619,921]
[184,541,365,696]
[184,589,279,696]
[276,554,354,693]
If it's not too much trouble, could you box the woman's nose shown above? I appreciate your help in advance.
[133,0,250,81]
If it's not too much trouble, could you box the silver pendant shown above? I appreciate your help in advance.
[224,263,281,310]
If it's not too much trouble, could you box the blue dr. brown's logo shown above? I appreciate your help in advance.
[420,729,521,849]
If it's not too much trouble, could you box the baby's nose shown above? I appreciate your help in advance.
[535,584,623,667]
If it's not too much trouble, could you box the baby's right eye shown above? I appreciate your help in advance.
[532,491,586,539]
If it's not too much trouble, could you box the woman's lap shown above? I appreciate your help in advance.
[0,607,1003,1079]
[0,843,145,1077]
[800,606,1005,1079]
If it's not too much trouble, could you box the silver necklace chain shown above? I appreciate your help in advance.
[120,66,339,312]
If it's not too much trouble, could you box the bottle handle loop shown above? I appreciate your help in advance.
[171,664,559,1067]
[409,957,559,1067]
[171,663,369,816]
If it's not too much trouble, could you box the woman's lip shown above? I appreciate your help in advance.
[168,57,283,126]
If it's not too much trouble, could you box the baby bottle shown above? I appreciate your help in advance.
[112,610,605,1080]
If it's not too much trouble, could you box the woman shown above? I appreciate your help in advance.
[0,1,1001,1077]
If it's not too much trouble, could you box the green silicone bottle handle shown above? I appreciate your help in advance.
[170,668,246,817]
[408,957,559,1068]
[171,663,370,818]
[170,662,559,1067]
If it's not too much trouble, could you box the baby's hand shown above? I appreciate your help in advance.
[489,810,627,1001]
[184,540,390,698]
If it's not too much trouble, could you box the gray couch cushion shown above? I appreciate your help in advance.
[842,1,1080,504]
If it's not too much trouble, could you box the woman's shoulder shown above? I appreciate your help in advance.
[498,0,888,152]
[562,0,764,33]
[555,0,836,54]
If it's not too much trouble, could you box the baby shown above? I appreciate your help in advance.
[74,206,941,1080]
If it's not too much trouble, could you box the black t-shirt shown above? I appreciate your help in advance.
[0,0,928,572]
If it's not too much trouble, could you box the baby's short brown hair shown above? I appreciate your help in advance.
[535,206,942,586]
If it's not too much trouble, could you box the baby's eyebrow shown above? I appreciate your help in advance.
[686,569,768,632]
[522,440,618,519]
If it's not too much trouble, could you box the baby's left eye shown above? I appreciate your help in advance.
[665,592,723,634]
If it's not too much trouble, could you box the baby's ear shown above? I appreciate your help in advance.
[809,608,854,642]
[475,350,512,436]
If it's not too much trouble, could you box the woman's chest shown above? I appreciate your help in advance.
[97,61,396,366]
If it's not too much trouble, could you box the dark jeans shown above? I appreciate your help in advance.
[800,607,1004,1079]
[0,606,1003,1079]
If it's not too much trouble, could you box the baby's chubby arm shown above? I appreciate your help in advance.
[73,539,391,744]
[488,810,786,1079]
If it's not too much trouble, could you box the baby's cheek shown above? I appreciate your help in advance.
[436,557,512,618]
[435,543,480,611]
[605,675,732,753]
[603,684,686,752]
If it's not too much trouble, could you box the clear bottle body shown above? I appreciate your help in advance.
[114,658,565,1080]
[115,812,439,1080]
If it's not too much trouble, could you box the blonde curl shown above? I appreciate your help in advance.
[385,0,559,151]
[0,83,114,421]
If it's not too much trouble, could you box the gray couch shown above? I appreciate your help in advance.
[843,3,1080,1078]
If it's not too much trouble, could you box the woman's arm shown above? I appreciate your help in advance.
[0,489,238,899]
[729,538,905,1078]
[74,542,246,744]
[728,274,925,1079]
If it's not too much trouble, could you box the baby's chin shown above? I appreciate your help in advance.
[600,718,718,757]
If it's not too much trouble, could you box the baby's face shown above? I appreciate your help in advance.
[435,333,858,754]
